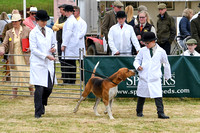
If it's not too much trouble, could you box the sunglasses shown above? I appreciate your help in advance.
[31,13,36,15]
[139,17,146,19]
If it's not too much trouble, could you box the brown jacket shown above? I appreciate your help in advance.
[0,26,31,69]
[101,10,117,42]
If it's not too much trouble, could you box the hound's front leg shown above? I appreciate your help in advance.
[105,105,114,119]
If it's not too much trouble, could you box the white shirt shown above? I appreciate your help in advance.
[108,22,140,55]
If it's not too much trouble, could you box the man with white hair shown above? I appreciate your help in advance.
[23,7,37,30]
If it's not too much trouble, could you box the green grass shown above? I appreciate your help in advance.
[0,0,54,16]
[0,96,200,132]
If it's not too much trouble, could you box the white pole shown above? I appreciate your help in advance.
[23,0,26,19]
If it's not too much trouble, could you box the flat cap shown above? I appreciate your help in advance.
[138,5,147,12]
[186,39,197,44]
[58,4,67,8]
[114,1,124,7]
[158,3,166,9]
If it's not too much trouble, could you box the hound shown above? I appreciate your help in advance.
[73,61,135,119]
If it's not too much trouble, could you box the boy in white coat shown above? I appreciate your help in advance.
[29,10,57,118]
[133,32,171,119]
[108,11,140,55]
[183,38,200,56]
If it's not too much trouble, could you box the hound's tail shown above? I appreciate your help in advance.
[91,61,100,78]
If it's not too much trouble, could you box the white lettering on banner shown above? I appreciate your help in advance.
[118,72,191,95]
[126,73,176,88]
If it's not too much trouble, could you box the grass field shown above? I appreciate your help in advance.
[0,0,54,16]
[0,95,200,132]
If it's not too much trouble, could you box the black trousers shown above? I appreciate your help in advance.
[159,41,171,55]
[79,60,83,81]
[57,41,62,61]
[136,97,164,115]
[60,59,76,84]
[34,72,53,117]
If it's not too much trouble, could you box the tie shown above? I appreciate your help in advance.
[120,25,123,29]
[190,53,194,56]
[41,27,45,37]
[150,48,153,57]
[140,24,143,32]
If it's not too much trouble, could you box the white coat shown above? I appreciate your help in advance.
[29,25,57,87]
[61,14,79,59]
[77,17,87,59]
[182,50,200,56]
[108,22,140,55]
[133,44,171,98]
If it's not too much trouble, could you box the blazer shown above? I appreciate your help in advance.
[101,10,117,42]
[0,26,30,69]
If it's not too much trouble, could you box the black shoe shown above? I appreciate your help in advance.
[137,112,144,117]
[158,113,170,119]
[35,115,41,119]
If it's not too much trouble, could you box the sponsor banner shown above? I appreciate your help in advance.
[84,56,200,98]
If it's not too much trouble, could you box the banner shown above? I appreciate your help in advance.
[84,56,200,98]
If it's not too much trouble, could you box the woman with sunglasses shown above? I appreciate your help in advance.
[23,7,37,30]
[134,10,156,47]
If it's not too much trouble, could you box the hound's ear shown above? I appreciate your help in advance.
[118,73,126,81]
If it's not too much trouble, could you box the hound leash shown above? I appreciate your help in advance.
[57,59,118,85]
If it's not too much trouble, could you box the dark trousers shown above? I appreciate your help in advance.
[136,97,164,115]
[159,41,171,55]
[57,41,62,61]
[34,72,53,117]
[79,60,83,81]
[61,59,76,84]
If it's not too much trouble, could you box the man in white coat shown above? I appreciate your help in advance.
[133,32,171,119]
[73,6,87,81]
[61,5,79,84]
[29,10,57,118]
[108,11,140,55]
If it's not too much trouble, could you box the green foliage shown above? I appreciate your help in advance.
[0,0,54,16]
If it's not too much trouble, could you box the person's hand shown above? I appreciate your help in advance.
[137,35,141,40]
[140,41,145,46]
[114,51,120,55]
[61,46,65,51]
[50,48,56,53]
[25,48,30,52]
[46,55,56,61]
[137,66,143,71]
[0,51,5,56]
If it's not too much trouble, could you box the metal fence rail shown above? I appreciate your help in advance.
[0,49,84,99]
